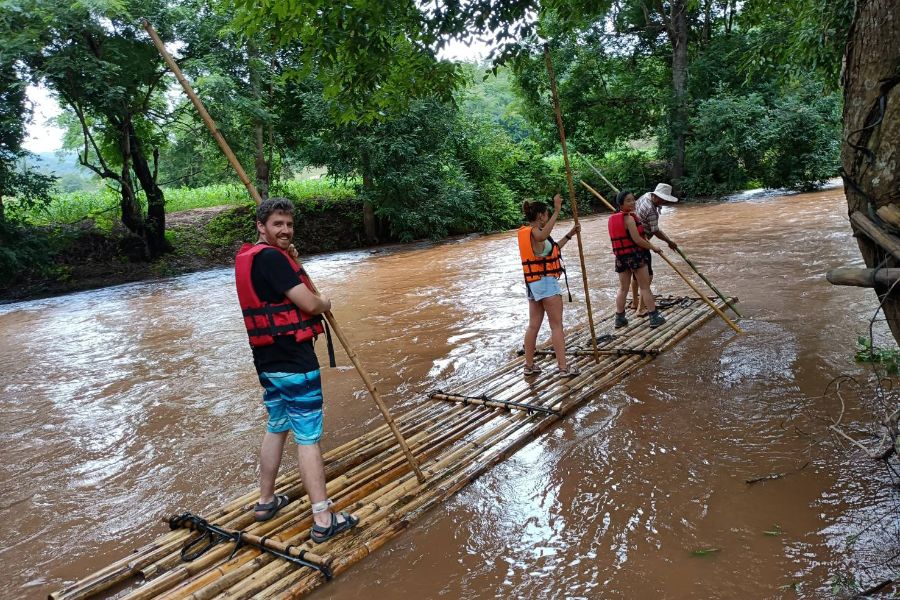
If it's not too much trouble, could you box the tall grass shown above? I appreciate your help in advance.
[15,177,361,228]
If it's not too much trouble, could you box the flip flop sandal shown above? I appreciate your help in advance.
[557,365,581,378]
[523,364,543,376]
[310,511,360,544]
[253,494,290,522]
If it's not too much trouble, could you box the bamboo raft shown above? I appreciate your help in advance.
[52,295,735,600]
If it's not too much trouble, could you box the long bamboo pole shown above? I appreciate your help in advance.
[578,156,744,318]
[543,44,600,364]
[578,179,743,334]
[141,20,425,483]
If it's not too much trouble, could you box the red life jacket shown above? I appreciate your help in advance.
[517,226,564,283]
[234,243,325,347]
[608,211,644,256]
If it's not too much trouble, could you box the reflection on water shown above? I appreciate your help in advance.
[0,187,896,598]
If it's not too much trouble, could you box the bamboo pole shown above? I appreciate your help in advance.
[543,44,600,364]
[142,20,424,484]
[578,179,742,334]
[578,152,620,197]
[654,254,743,334]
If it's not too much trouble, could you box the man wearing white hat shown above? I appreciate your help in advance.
[630,183,680,314]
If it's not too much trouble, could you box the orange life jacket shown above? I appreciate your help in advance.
[517,226,564,283]
[234,243,325,347]
[607,212,644,256]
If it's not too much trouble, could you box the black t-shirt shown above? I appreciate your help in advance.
[249,246,320,374]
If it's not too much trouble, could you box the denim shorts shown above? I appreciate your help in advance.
[259,370,323,445]
[527,276,562,301]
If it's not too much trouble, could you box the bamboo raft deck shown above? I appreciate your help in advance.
[52,295,735,600]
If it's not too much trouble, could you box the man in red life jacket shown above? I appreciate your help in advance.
[234,197,358,543]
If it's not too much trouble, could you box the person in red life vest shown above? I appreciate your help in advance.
[609,190,666,329]
[234,197,358,543]
[518,193,581,377]
[629,182,680,314]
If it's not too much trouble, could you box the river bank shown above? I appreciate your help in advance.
[1,180,844,304]
[0,200,371,303]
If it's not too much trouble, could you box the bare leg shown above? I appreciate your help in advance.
[630,275,640,311]
[616,270,632,314]
[523,299,545,368]
[297,443,347,527]
[257,430,288,513]
[542,294,567,370]
[642,270,655,314]
[634,266,656,312]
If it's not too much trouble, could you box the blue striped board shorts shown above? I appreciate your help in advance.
[258,370,324,445]
[527,276,562,301]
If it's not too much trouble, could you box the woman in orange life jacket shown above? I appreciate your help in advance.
[518,193,581,377]
[609,190,666,329]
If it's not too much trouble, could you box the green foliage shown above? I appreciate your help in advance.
[740,0,855,90]
[681,85,840,197]
[232,0,461,123]
[11,178,360,227]
[0,218,72,285]
[855,336,900,375]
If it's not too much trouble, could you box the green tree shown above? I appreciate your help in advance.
[0,60,54,221]
[4,0,175,258]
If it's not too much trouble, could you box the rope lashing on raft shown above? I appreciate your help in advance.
[428,390,560,416]
[516,346,659,357]
[168,512,333,580]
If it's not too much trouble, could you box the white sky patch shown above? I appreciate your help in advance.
[23,84,65,154]
[438,36,496,63]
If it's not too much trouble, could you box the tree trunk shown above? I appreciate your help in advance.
[254,121,269,200]
[127,120,170,257]
[118,121,145,245]
[361,151,378,244]
[842,0,900,343]
[248,42,270,201]
[669,0,688,193]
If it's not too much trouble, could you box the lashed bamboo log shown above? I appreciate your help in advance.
[826,267,900,288]
[850,210,900,260]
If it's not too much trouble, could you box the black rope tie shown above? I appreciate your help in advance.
[168,512,333,580]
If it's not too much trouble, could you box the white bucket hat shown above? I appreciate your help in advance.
[651,183,679,203]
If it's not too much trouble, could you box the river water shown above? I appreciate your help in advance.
[1,187,897,599]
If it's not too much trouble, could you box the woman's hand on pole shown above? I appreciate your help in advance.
[553,193,563,213]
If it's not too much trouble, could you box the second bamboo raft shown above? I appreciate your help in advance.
[52,295,735,600]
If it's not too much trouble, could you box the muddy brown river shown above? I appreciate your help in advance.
[1,187,897,599]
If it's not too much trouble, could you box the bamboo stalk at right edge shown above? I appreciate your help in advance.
[141,20,425,484]
[577,156,743,318]
[544,44,600,364]
[579,179,743,335]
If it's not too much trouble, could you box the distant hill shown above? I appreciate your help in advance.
[26,151,84,177]
[26,151,101,193]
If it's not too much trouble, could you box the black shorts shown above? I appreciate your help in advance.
[614,251,649,273]
[643,249,653,277]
